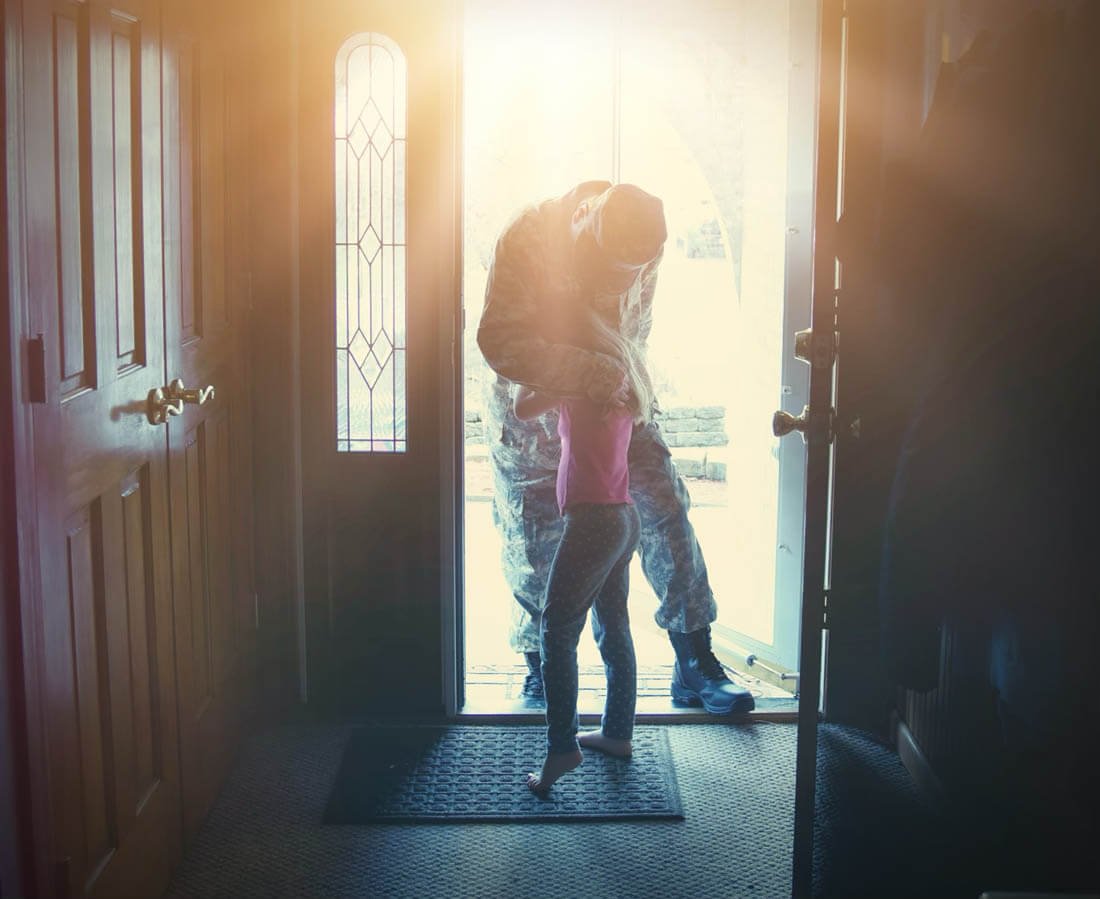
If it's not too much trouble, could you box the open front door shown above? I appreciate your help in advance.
[787,0,845,896]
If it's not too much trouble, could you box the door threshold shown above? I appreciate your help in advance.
[454,708,799,724]
[459,662,797,722]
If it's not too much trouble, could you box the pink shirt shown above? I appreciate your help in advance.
[556,398,634,513]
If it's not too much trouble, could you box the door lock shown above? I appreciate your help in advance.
[147,387,184,425]
[165,378,216,406]
[146,379,216,425]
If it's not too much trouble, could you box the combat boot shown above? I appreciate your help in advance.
[668,626,755,714]
[520,651,545,707]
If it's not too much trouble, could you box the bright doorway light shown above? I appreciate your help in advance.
[462,0,808,708]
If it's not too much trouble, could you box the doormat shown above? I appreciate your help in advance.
[322,724,683,823]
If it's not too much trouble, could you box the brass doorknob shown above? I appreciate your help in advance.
[773,405,836,446]
[147,387,184,425]
[773,406,809,438]
[165,378,216,406]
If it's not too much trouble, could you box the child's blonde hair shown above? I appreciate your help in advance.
[584,309,655,425]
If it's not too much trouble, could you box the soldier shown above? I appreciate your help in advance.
[477,180,754,715]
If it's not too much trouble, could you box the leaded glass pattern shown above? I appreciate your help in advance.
[335,33,407,453]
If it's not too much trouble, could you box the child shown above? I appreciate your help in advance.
[514,315,655,795]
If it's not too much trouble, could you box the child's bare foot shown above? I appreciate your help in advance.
[578,730,632,758]
[525,748,583,795]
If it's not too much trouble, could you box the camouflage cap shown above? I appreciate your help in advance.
[589,183,667,270]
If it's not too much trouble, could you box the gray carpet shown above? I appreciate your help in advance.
[166,721,796,899]
[812,724,943,898]
[323,725,682,823]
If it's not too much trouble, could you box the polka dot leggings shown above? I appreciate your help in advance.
[540,502,641,755]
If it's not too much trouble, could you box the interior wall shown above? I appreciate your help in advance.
[249,0,307,712]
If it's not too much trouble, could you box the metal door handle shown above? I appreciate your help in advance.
[773,405,836,446]
[165,378,216,406]
[773,406,809,438]
[147,387,184,425]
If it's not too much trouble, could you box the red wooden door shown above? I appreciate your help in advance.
[23,0,183,895]
[14,0,257,893]
[161,0,257,842]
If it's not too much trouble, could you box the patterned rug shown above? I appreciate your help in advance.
[322,724,683,823]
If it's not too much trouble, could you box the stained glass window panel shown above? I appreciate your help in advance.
[335,33,407,453]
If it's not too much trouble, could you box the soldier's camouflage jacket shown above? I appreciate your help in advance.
[476,181,719,649]
[477,180,661,469]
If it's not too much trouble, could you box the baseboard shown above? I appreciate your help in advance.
[894,715,947,809]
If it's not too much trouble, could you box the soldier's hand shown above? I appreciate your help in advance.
[608,372,633,409]
[587,360,629,406]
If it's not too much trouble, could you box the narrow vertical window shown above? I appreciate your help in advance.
[334,33,407,453]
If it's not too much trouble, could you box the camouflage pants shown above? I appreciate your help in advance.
[490,420,718,653]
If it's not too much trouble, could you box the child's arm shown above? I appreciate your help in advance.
[513,385,559,421]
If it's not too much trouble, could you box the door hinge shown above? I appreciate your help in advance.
[253,591,260,629]
[822,588,830,629]
[27,334,46,403]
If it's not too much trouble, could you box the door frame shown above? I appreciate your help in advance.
[790,0,844,896]
[448,0,825,715]
[439,8,464,719]
[437,8,845,894]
